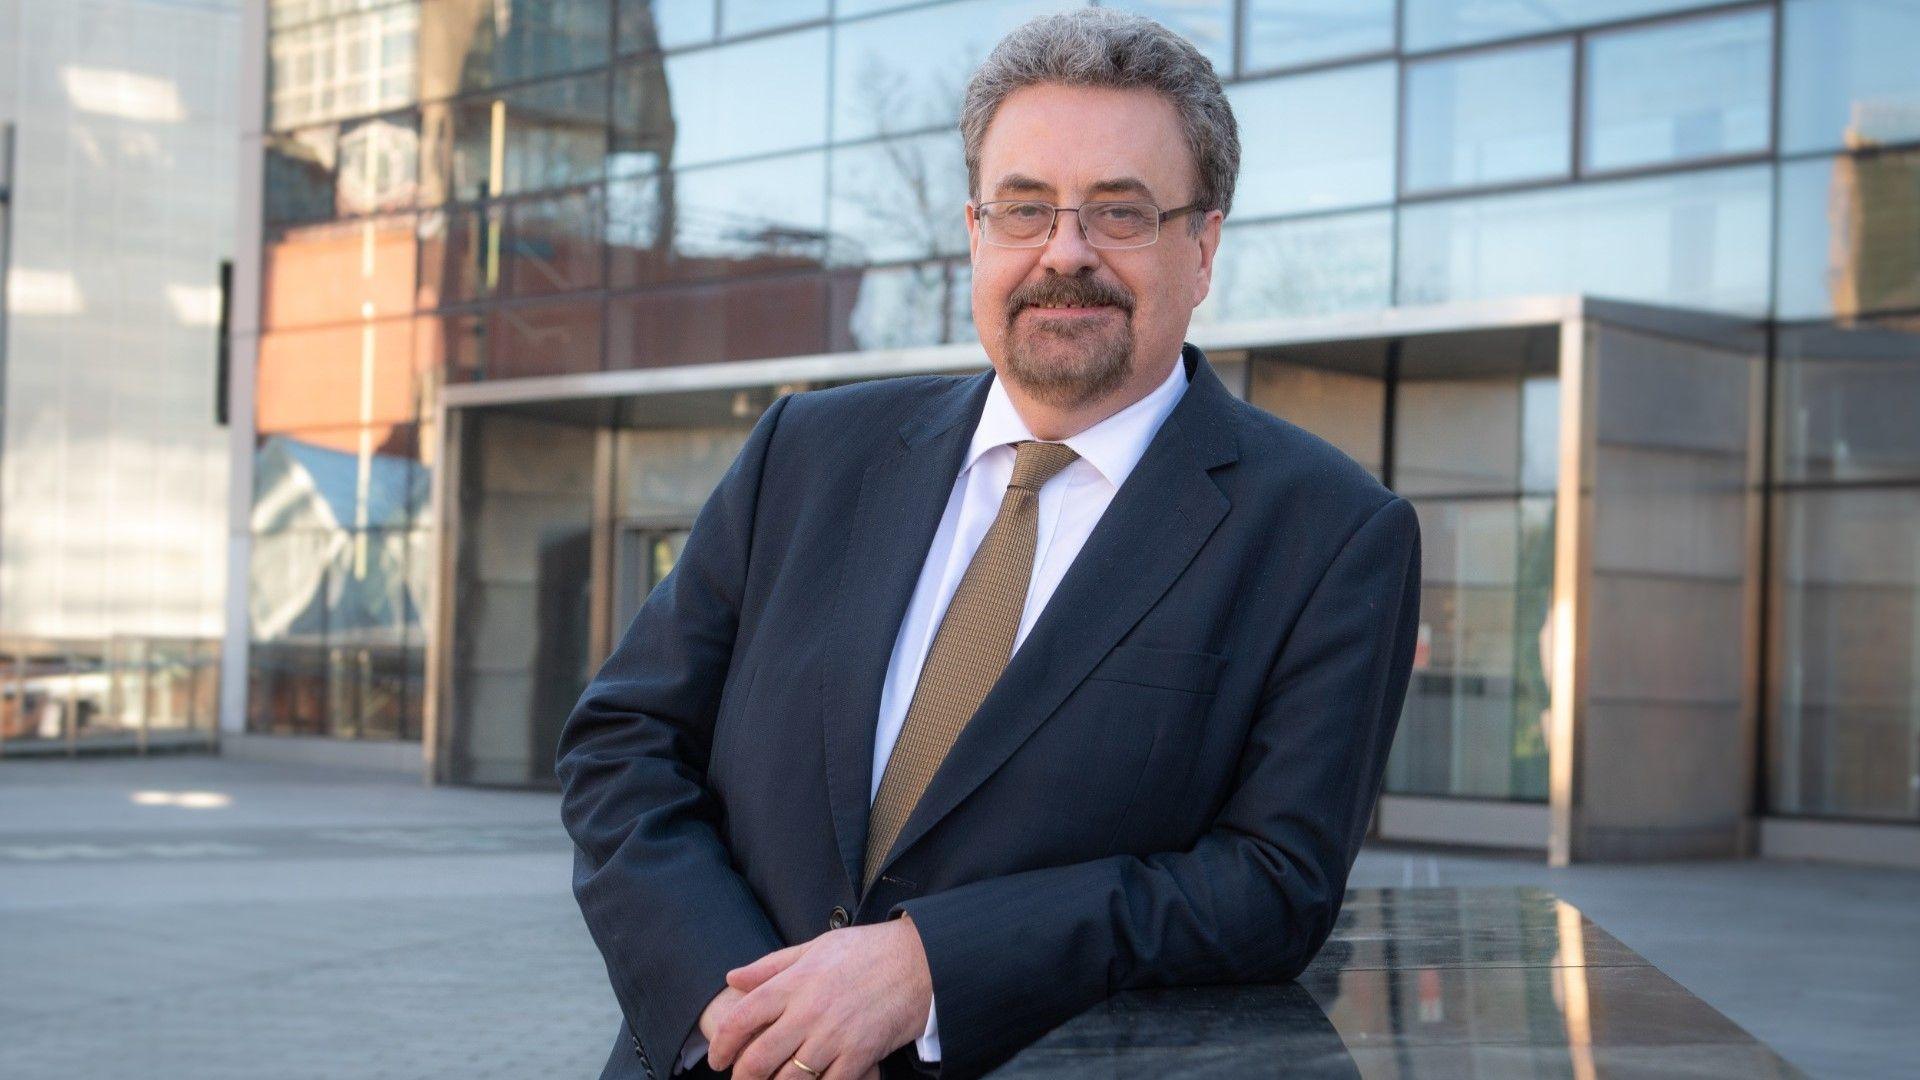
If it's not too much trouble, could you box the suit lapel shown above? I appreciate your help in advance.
[821,371,992,896]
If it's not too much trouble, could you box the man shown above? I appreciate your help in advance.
[557,10,1422,1080]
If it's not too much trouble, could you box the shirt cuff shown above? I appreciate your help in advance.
[676,1031,709,1074]
[915,995,941,1062]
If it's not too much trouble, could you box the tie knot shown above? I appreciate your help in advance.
[1008,440,1079,492]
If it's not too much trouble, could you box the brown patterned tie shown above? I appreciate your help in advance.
[863,439,1081,890]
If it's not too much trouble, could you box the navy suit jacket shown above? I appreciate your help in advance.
[556,343,1422,1079]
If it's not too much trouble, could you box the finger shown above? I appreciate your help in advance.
[785,1037,843,1080]
[818,1046,875,1080]
[730,1012,812,1080]
[707,977,792,1070]
[728,940,812,992]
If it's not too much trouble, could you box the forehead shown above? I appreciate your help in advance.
[977,82,1193,201]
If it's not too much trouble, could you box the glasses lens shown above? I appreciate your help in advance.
[1083,202,1156,246]
[983,202,1053,243]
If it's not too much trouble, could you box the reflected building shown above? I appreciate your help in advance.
[0,0,239,752]
[230,0,1920,866]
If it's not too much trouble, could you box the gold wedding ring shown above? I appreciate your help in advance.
[789,1057,823,1077]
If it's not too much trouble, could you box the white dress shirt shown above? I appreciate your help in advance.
[680,354,1189,1072]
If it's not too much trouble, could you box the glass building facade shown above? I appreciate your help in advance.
[1,0,238,755]
[236,1,1920,845]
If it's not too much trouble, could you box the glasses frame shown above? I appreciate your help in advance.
[971,199,1204,250]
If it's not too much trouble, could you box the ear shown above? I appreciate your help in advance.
[965,201,981,264]
[1189,209,1224,309]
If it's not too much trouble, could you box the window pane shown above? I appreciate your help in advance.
[1783,0,1920,154]
[1404,0,1727,53]
[720,0,825,37]
[256,321,421,431]
[664,27,828,166]
[1774,320,1920,485]
[828,132,968,266]
[1771,486,1920,821]
[421,72,608,202]
[1231,62,1395,217]
[265,216,418,328]
[1398,163,1772,316]
[1192,210,1393,325]
[831,260,975,352]
[620,0,715,51]
[608,150,829,285]
[268,4,419,130]
[608,274,829,366]
[1583,9,1772,173]
[1776,151,1920,321]
[1099,1,1235,74]
[1404,41,1573,194]
[253,427,428,533]
[832,0,1076,143]
[507,188,606,297]
[1245,0,1393,71]
[419,0,611,100]
[485,298,605,377]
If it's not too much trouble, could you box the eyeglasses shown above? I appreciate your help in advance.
[972,199,1202,250]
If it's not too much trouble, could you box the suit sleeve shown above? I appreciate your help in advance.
[555,394,793,1076]
[892,494,1422,1078]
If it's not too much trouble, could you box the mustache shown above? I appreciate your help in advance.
[1006,276,1134,320]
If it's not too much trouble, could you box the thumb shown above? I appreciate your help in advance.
[725,940,811,992]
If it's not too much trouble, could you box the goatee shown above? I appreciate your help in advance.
[1001,275,1136,411]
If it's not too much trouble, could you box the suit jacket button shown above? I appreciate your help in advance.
[829,906,850,930]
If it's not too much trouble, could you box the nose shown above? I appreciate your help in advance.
[1037,208,1101,278]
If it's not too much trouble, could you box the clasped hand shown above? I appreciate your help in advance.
[703,914,933,1079]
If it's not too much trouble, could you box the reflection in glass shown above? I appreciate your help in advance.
[611,52,675,179]
[1392,497,1554,800]
[1403,0,1726,52]
[831,0,1075,143]
[1782,0,1920,155]
[419,0,611,100]
[1775,151,1920,321]
[268,3,418,130]
[1404,41,1573,194]
[416,202,506,306]
[252,428,428,534]
[609,151,830,286]
[507,188,606,297]
[1397,164,1772,317]
[1582,10,1772,174]
[422,72,608,203]
[618,0,715,52]
[264,216,419,329]
[1774,321,1920,485]
[664,28,828,168]
[486,299,605,378]
[1230,62,1395,218]
[265,126,343,225]
[256,321,421,432]
[1771,486,1920,822]
[1389,359,1559,801]
[1192,210,1393,326]
[1245,0,1393,72]
[831,260,975,352]
[828,134,967,266]
[608,274,831,367]
[721,0,825,36]
[1097,1,1234,74]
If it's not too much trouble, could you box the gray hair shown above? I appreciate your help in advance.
[959,9,1240,233]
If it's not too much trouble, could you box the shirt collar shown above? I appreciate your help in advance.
[964,353,1190,489]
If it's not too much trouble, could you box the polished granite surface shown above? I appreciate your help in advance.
[991,887,1805,1078]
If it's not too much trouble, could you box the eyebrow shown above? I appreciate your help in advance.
[989,173,1159,201]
